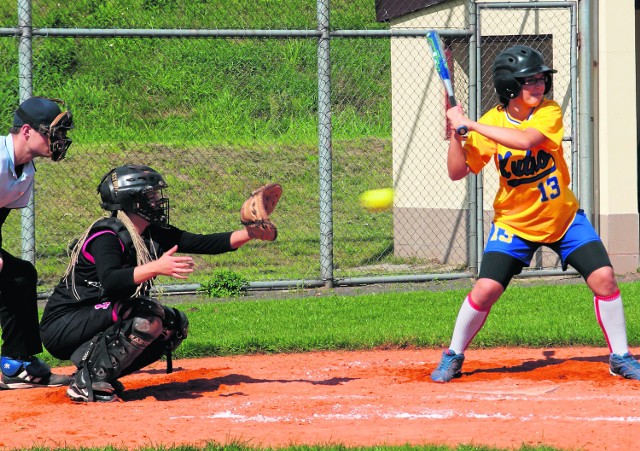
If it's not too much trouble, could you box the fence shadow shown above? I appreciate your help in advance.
[122,373,358,402]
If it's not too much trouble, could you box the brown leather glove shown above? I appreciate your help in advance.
[240,183,282,241]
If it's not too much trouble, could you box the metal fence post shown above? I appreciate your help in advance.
[468,0,479,275]
[578,0,593,220]
[18,0,35,264]
[317,0,334,287]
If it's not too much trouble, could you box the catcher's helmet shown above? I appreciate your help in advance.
[14,97,74,161]
[493,45,557,100]
[98,164,170,228]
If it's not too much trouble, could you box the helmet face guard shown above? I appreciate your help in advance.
[136,185,170,227]
[98,165,170,228]
[16,97,74,161]
[39,109,74,161]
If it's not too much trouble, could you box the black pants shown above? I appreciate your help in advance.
[0,249,42,358]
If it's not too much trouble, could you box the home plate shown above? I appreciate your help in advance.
[456,382,558,396]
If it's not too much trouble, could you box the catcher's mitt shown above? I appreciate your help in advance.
[240,183,282,241]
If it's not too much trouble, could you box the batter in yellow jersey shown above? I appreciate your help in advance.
[430,44,640,384]
[465,99,578,242]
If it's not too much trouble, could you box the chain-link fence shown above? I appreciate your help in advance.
[475,2,578,274]
[0,0,581,295]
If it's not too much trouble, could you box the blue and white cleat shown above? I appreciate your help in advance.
[609,352,640,380]
[431,349,465,383]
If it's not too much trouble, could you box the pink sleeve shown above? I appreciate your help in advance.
[81,230,125,264]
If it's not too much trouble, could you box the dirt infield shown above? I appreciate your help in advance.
[2,347,639,451]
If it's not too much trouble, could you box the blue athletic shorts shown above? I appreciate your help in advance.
[484,209,601,267]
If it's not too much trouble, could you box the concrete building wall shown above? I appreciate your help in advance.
[388,0,639,273]
[596,0,639,273]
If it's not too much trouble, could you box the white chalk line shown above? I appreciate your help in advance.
[239,391,640,403]
[167,387,640,425]
[169,406,640,424]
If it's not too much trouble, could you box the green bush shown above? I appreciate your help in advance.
[199,269,248,298]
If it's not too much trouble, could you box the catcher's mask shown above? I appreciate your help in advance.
[14,96,74,162]
[98,164,170,228]
[493,45,556,102]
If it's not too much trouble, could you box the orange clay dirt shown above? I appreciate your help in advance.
[1,346,639,451]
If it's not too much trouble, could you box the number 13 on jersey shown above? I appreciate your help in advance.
[537,175,560,202]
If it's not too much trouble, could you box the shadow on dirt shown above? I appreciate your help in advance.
[122,373,358,401]
[464,349,609,377]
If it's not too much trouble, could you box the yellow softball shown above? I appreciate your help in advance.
[359,188,394,213]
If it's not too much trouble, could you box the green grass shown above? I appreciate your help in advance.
[166,281,640,360]
[0,3,391,146]
[42,280,640,367]
[0,0,399,292]
[12,137,395,289]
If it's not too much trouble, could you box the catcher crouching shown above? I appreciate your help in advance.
[39,164,281,402]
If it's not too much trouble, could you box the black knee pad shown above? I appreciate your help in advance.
[119,296,166,321]
[116,308,189,378]
[120,297,166,345]
[131,315,164,343]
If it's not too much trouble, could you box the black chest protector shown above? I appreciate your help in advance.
[91,217,137,264]
[88,217,162,263]
[69,217,161,301]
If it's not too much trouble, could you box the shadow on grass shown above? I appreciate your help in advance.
[359,243,394,266]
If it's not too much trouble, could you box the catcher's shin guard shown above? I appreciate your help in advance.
[118,306,189,377]
[161,306,189,351]
[69,297,165,401]
[161,306,189,373]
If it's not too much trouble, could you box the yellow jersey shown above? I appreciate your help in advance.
[463,99,578,243]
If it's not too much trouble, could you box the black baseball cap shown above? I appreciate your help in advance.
[13,97,63,129]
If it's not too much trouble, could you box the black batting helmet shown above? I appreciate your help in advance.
[493,45,557,101]
[98,164,170,228]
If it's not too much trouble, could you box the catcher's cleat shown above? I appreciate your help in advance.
[67,376,120,403]
[609,352,640,380]
[430,349,465,383]
[66,368,120,402]
[0,356,71,389]
[112,379,125,395]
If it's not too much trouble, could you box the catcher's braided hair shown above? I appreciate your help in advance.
[64,210,153,300]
